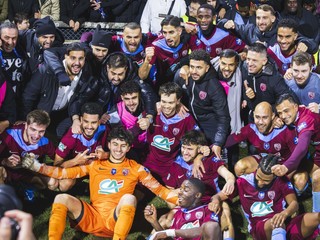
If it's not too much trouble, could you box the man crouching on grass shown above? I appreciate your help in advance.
[21,126,178,240]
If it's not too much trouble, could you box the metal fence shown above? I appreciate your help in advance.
[54,21,126,40]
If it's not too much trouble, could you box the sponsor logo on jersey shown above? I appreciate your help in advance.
[294,136,299,144]
[260,83,267,91]
[144,167,150,173]
[274,143,281,151]
[199,91,207,100]
[250,200,274,217]
[206,46,212,53]
[297,122,307,133]
[210,213,219,222]
[215,47,222,55]
[181,220,200,229]
[182,50,188,56]
[173,53,179,59]
[151,135,175,152]
[58,142,66,152]
[111,169,117,175]
[268,191,275,200]
[282,63,289,71]
[98,179,124,194]
[264,142,270,150]
[185,213,191,220]
[287,182,293,189]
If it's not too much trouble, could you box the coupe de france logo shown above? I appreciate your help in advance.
[98,179,124,194]
[250,200,274,217]
[151,135,174,152]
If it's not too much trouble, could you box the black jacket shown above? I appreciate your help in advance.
[22,62,99,119]
[241,62,300,112]
[60,0,90,25]
[8,0,39,23]
[18,28,65,74]
[97,53,157,116]
[176,67,231,147]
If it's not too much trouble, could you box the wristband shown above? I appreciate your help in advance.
[165,229,176,237]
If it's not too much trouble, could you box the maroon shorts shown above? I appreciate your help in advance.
[251,218,268,240]
[287,214,320,240]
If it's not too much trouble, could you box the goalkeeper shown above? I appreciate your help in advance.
[22,126,178,240]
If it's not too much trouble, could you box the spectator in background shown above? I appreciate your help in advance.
[89,0,109,22]
[36,0,60,21]
[140,0,187,33]
[303,0,317,15]
[18,16,65,74]
[181,0,206,34]
[0,0,8,22]
[60,0,90,32]
[109,0,147,23]
[223,0,255,25]
[8,0,39,25]
[281,0,320,43]
[14,13,30,31]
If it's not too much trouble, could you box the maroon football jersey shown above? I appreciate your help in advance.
[55,125,110,159]
[189,26,245,59]
[164,154,225,203]
[170,205,220,240]
[0,124,55,161]
[229,124,297,164]
[144,113,199,180]
[237,173,295,233]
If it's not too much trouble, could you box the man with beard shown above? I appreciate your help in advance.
[22,43,99,138]
[139,15,191,90]
[144,178,221,240]
[110,22,157,74]
[272,93,320,214]
[176,49,230,159]
[109,81,152,161]
[189,4,245,59]
[51,102,110,192]
[268,18,316,76]
[285,52,320,112]
[21,126,179,240]
[231,154,320,240]
[98,52,157,126]
[44,24,112,82]
[18,16,65,74]
[0,109,55,190]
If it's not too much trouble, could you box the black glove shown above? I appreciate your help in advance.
[57,72,71,86]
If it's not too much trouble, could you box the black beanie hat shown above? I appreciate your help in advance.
[91,24,112,49]
[34,16,56,37]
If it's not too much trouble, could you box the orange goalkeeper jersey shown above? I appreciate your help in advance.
[37,158,178,211]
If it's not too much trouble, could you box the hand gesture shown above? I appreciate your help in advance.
[199,145,210,157]
[270,212,287,228]
[137,117,151,130]
[271,164,288,177]
[145,47,155,63]
[307,102,320,113]
[71,119,81,134]
[21,154,41,172]
[211,145,222,160]
[208,195,221,214]
[144,204,157,224]
[74,149,93,165]
[221,179,235,195]
[224,20,235,30]
[297,42,308,52]
[244,80,255,99]
[6,154,21,168]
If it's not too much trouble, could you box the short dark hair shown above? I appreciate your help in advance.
[66,42,86,56]
[26,109,51,126]
[189,49,211,65]
[278,18,299,33]
[291,52,312,68]
[220,49,240,63]
[107,52,129,69]
[275,93,298,107]
[161,15,182,28]
[120,81,141,96]
[80,102,103,117]
[188,178,206,195]
[258,154,279,175]
[0,22,18,35]
[107,126,134,145]
[191,0,207,5]
[159,82,183,100]
[124,22,141,31]
[247,42,267,57]
[181,130,207,146]
[13,13,29,25]
[257,4,276,16]
[198,4,216,15]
